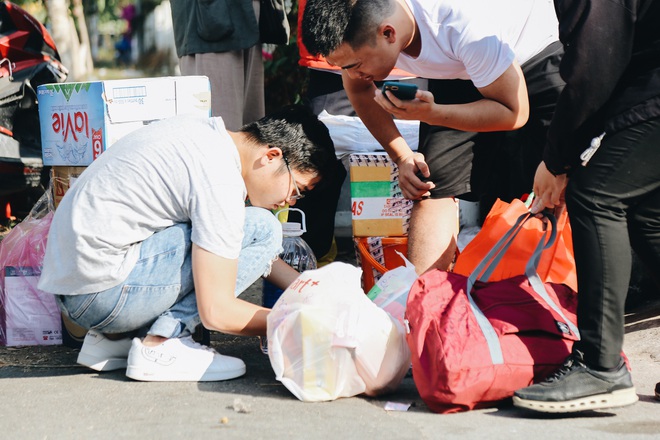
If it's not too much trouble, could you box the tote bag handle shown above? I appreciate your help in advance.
[465,211,579,365]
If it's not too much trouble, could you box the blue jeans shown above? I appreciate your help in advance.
[57,207,282,338]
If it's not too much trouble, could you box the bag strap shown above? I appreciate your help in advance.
[467,212,556,285]
[479,212,541,282]
[465,211,578,365]
[525,257,580,338]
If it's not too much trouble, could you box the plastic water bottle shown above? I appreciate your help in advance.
[261,208,317,353]
[262,208,317,307]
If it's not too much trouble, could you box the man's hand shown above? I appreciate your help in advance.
[374,88,435,123]
[395,152,435,200]
[531,161,568,214]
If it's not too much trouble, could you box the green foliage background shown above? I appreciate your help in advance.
[15,0,308,113]
[263,3,308,114]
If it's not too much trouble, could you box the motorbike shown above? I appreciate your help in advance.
[0,1,67,220]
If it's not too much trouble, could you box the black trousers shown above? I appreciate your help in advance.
[568,117,660,369]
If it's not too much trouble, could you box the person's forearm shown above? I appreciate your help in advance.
[264,258,300,290]
[192,245,270,336]
[420,61,528,132]
[202,298,270,337]
[425,62,528,132]
[423,98,526,132]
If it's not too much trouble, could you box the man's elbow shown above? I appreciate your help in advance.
[198,306,233,334]
[509,106,529,130]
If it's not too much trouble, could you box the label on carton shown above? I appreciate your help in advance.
[349,152,413,236]
[39,77,212,166]
[38,82,105,166]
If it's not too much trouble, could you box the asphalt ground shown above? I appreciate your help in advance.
[1,272,659,440]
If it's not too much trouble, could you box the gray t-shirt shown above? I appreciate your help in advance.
[39,115,246,295]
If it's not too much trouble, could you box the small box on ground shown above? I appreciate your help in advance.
[1,266,62,346]
[38,76,211,166]
[349,152,413,237]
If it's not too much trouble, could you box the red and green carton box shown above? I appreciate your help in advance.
[349,152,413,237]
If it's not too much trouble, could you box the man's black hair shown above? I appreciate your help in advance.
[302,0,395,57]
[240,105,336,184]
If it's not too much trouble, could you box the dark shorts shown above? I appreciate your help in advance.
[420,41,565,203]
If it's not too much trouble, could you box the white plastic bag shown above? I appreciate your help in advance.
[367,252,417,328]
[267,262,411,402]
[316,110,420,155]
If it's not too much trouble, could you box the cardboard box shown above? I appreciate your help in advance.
[51,166,87,208]
[38,76,211,166]
[1,266,62,346]
[349,153,413,237]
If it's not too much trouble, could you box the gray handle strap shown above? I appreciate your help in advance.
[464,211,577,365]
[464,213,535,365]
[525,257,580,339]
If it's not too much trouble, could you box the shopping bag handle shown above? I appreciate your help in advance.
[476,212,554,282]
[465,211,578,365]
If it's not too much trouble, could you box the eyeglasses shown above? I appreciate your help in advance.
[282,154,305,201]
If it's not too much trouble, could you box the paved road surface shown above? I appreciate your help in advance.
[1,279,658,440]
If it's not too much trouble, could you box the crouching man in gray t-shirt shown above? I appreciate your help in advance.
[38,106,336,382]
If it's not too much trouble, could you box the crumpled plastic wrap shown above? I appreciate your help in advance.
[267,262,411,402]
[367,252,418,329]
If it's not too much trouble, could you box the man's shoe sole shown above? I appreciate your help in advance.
[513,387,638,413]
[125,365,247,382]
[77,353,128,371]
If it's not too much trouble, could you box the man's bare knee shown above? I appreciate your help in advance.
[408,198,459,273]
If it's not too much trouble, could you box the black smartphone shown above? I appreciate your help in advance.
[382,81,418,100]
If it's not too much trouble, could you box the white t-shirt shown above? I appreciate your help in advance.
[38,115,247,295]
[396,0,559,87]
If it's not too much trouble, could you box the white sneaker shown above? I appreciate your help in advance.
[125,336,246,382]
[77,330,132,371]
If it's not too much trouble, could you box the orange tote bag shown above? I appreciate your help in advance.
[453,198,577,292]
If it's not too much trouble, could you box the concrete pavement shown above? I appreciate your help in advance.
[1,280,658,440]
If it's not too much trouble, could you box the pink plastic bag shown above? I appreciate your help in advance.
[0,191,61,346]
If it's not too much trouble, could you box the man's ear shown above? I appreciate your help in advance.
[382,24,396,43]
[261,146,282,165]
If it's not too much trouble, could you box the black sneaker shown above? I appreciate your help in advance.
[655,382,659,401]
[513,350,638,413]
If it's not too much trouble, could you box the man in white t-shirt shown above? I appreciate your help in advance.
[38,106,336,382]
[302,0,564,274]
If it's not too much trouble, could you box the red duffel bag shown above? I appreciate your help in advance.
[405,212,579,413]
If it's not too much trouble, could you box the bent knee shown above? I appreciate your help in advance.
[244,207,283,249]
